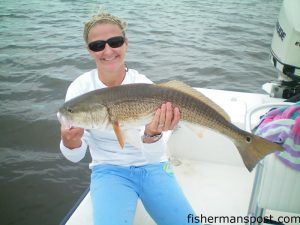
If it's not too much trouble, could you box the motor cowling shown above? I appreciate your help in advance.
[263,0,300,99]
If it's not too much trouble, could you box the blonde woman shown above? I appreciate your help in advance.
[59,10,196,225]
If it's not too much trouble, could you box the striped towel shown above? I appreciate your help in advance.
[254,102,300,170]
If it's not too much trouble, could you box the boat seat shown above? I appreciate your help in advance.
[246,103,300,225]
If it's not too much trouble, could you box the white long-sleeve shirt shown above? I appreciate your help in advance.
[60,68,169,168]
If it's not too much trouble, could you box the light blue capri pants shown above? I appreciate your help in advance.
[90,162,197,225]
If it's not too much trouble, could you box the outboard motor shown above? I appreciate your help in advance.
[262,0,300,99]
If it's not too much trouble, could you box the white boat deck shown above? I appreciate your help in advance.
[173,159,254,221]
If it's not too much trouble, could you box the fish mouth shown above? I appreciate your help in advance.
[57,112,72,128]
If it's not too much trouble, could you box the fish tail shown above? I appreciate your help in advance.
[235,133,284,172]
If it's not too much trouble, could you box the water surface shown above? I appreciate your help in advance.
[0,0,282,224]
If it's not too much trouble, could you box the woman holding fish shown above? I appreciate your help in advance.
[59,10,196,225]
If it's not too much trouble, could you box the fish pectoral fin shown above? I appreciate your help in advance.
[158,80,230,122]
[184,123,204,139]
[112,121,125,149]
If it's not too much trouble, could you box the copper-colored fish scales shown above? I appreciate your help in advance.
[58,80,284,171]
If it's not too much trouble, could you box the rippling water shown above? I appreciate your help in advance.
[0,0,282,224]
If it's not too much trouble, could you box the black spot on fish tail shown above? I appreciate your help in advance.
[235,132,284,172]
[246,136,252,143]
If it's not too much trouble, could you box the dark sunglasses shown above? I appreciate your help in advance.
[88,36,125,52]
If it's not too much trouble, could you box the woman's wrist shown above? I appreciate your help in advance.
[142,132,162,143]
[63,138,82,149]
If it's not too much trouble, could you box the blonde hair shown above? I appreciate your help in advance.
[83,9,127,44]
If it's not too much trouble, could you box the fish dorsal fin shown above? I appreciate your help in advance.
[158,80,231,121]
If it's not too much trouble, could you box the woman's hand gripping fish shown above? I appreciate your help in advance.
[57,80,284,171]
